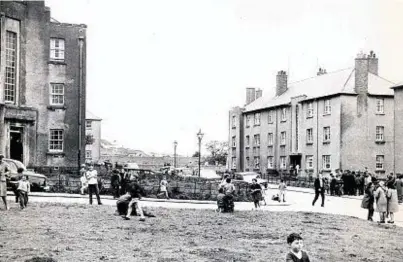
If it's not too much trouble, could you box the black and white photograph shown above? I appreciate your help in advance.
[1,0,403,261]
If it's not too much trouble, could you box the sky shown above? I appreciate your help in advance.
[44,0,403,156]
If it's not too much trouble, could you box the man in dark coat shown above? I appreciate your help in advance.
[110,169,121,199]
[312,172,325,207]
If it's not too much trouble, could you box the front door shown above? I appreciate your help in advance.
[10,126,23,162]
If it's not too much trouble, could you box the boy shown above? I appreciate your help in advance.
[279,179,287,202]
[285,233,310,262]
[17,172,30,209]
[115,181,146,221]
[85,163,102,205]
[80,164,88,195]
[216,187,225,213]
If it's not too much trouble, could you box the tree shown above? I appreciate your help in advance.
[205,140,228,165]
[192,151,200,157]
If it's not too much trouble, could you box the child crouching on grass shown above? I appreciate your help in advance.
[285,233,310,262]
[17,171,30,209]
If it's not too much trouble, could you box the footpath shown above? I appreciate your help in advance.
[7,183,361,204]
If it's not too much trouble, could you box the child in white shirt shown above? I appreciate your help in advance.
[17,172,30,209]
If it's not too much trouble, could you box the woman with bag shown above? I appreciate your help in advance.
[361,182,375,221]
[374,181,388,223]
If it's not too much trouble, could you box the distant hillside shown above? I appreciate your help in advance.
[100,139,150,157]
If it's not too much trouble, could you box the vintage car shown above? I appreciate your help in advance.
[234,172,268,185]
[4,158,50,192]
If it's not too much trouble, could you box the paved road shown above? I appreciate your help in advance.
[5,189,403,227]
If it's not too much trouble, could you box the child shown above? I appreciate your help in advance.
[159,176,170,199]
[216,187,225,213]
[261,183,268,206]
[285,233,311,262]
[17,172,30,209]
[279,179,287,202]
[115,182,146,221]
[250,178,262,209]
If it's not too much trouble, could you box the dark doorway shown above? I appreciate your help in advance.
[289,154,302,175]
[10,126,23,162]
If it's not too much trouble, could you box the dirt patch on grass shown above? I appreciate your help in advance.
[0,203,403,261]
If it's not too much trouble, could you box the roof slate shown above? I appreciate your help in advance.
[244,68,394,112]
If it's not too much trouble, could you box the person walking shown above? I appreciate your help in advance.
[374,181,388,223]
[361,182,375,221]
[86,163,102,205]
[0,154,10,210]
[312,172,325,207]
[330,174,336,196]
[110,169,121,199]
[386,182,399,224]
[250,178,262,209]
[159,176,170,199]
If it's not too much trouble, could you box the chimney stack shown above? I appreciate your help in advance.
[246,87,256,105]
[317,67,327,76]
[355,51,378,94]
[255,88,263,99]
[276,70,288,96]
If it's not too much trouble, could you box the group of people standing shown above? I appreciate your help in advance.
[361,174,401,223]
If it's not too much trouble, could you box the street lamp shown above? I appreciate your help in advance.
[173,140,178,168]
[196,129,204,177]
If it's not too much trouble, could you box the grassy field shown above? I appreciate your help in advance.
[1,203,403,262]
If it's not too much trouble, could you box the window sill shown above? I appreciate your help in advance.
[375,141,385,144]
[323,113,331,116]
[47,105,67,111]
[280,120,287,123]
[323,141,330,144]
[375,169,385,173]
[246,126,250,128]
[232,126,236,129]
[232,146,236,149]
[375,113,385,115]
[48,60,67,65]
[268,145,273,148]
[280,144,286,147]
[46,152,65,156]
[306,142,313,145]
[268,122,274,124]
[306,116,313,119]
[245,146,250,149]
[253,124,261,127]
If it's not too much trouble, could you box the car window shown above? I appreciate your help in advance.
[235,174,244,180]
[29,176,45,185]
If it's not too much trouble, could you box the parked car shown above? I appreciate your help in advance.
[4,158,50,192]
[234,172,268,185]
[197,169,221,180]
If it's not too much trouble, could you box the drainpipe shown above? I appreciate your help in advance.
[78,35,84,171]
[275,108,278,171]
[316,99,319,173]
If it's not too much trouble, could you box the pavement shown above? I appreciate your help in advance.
[5,184,403,227]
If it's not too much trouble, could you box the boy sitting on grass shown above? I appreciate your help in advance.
[115,182,146,221]
[285,233,310,262]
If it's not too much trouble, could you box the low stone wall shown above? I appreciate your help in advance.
[46,173,253,201]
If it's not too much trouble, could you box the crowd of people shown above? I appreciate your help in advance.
[361,174,401,223]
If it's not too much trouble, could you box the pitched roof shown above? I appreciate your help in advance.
[86,111,102,121]
[244,68,395,113]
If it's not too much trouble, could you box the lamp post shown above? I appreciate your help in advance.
[196,129,204,177]
[173,140,178,168]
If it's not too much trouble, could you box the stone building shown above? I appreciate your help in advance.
[392,83,403,173]
[85,111,101,163]
[0,1,86,168]
[229,51,395,177]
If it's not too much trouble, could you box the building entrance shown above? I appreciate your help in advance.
[10,126,23,162]
[289,154,302,175]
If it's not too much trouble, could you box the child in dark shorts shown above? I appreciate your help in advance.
[216,187,225,212]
